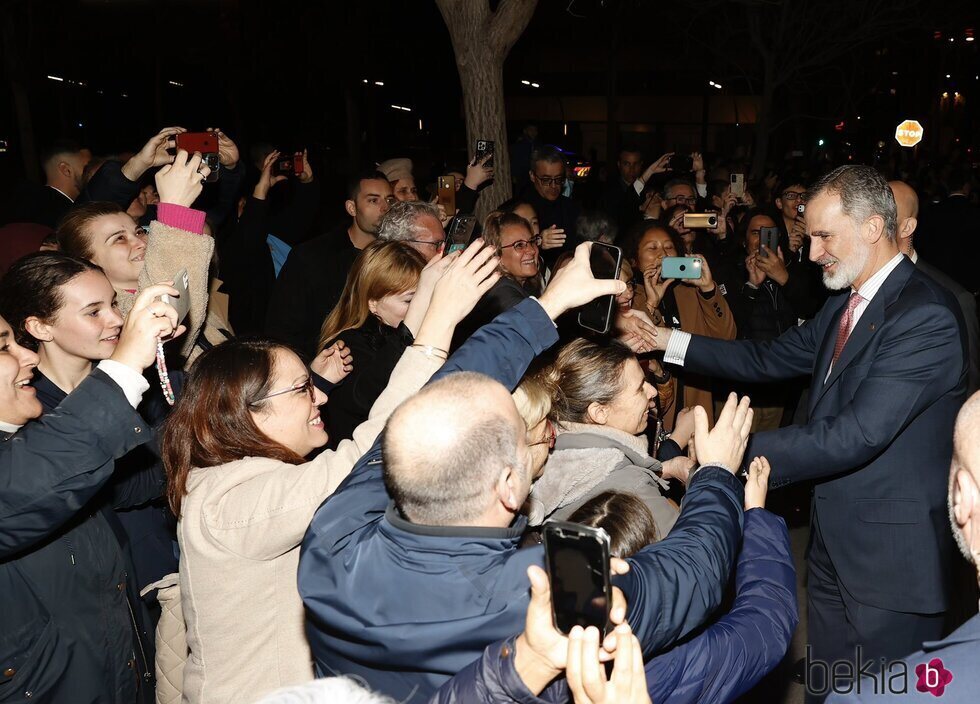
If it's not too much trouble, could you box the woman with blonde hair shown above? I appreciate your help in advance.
[317,240,426,446]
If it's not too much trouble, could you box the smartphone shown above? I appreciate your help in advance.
[797,203,806,217]
[683,213,718,229]
[661,256,702,280]
[669,154,693,172]
[273,152,304,177]
[543,521,612,635]
[730,173,745,199]
[446,215,477,254]
[159,269,190,326]
[475,139,495,169]
[577,242,622,335]
[437,175,456,215]
[759,226,780,256]
[174,132,218,155]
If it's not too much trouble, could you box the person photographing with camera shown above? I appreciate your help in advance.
[0,285,184,704]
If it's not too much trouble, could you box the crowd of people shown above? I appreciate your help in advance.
[0,123,978,704]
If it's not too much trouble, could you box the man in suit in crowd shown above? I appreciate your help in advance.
[916,165,979,295]
[648,165,968,701]
[1,140,91,228]
[891,180,979,393]
[827,390,980,702]
[599,146,645,234]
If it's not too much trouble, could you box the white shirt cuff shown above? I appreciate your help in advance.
[696,182,707,198]
[96,360,150,408]
[663,330,693,366]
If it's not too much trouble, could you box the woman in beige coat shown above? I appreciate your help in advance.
[159,241,500,704]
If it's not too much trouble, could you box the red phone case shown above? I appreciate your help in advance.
[175,132,219,154]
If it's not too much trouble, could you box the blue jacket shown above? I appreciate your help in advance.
[432,508,798,704]
[298,298,745,703]
[0,370,153,704]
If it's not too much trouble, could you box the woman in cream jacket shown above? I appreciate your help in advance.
[159,241,500,703]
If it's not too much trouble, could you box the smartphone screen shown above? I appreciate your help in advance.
[577,242,622,334]
[446,215,477,254]
[543,521,612,634]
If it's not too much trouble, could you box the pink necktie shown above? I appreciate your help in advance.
[832,292,864,364]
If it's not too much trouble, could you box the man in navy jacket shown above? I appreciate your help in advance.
[647,166,968,700]
[299,247,751,703]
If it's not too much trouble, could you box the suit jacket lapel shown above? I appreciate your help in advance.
[809,294,848,413]
[811,259,914,410]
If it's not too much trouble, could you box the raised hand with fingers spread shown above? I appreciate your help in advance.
[537,242,626,321]
[121,126,187,182]
[693,392,753,473]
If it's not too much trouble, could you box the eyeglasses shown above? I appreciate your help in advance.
[665,195,697,205]
[534,175,566,187]
[404,239,446,249]
[780,191,805,201]
[250,377,315,406]
[529,419,556,450]
[500,235,543,252]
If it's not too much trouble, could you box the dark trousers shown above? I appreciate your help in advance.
[803,511,945,702]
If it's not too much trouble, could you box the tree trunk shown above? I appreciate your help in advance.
[436,0,538,221]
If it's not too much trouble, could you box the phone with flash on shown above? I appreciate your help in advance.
[577,242,622,335]
[446,215,477,254]
[661,256,702,280]
[159,269,190,326]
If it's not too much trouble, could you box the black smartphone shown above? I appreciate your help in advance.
[475,139,495,169]
[669,154,693,172]
[759,226,780,256]
[446,215,477,254]
[577,242,622,334]
[543,521,613,635]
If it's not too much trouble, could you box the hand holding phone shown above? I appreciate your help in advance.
[759,226,780,256]
[475,139,495,169]
[446,215,477,254]
[543,521,612,634]
[577,242,622,334]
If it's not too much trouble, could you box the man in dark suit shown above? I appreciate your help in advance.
[827,390,980,702]
[599,146,645,234]
[0,139,91,228]
[522,145,581,269]
[649,165,968,701]
[891,180,979,393]
[915,165,979,295]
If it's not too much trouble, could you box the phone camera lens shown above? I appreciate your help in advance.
[679,265,687,272]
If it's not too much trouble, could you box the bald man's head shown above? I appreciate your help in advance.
[949,391,980,566]
[888,181,919,249]
[383,372,530,526]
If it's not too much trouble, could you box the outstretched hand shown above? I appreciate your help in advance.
[254,151,288,200]
[156,150,208,207]
[693,393,753,473]
[744,456,771,510]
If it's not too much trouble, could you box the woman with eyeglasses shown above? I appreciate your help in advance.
[450,211,542,349]
[316,240,425,447]
[158,240,500,703]
[526,337,690,537]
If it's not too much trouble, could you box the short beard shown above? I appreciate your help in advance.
[820,238,871,290]
[948,493,976,566]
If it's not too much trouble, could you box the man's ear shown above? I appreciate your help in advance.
[24,316,52,343]
[58,161,72,179]
[496,465,522,512]
[865,214,886,244]
[900,216,918,240]
[344,199,357,218]
[952,469,978,533]
[586,401,609,426]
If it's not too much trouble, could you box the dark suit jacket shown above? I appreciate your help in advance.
[682,258,967,613]
[599,177,642,235]
[918,257,980,393]
[0,183,71,229]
